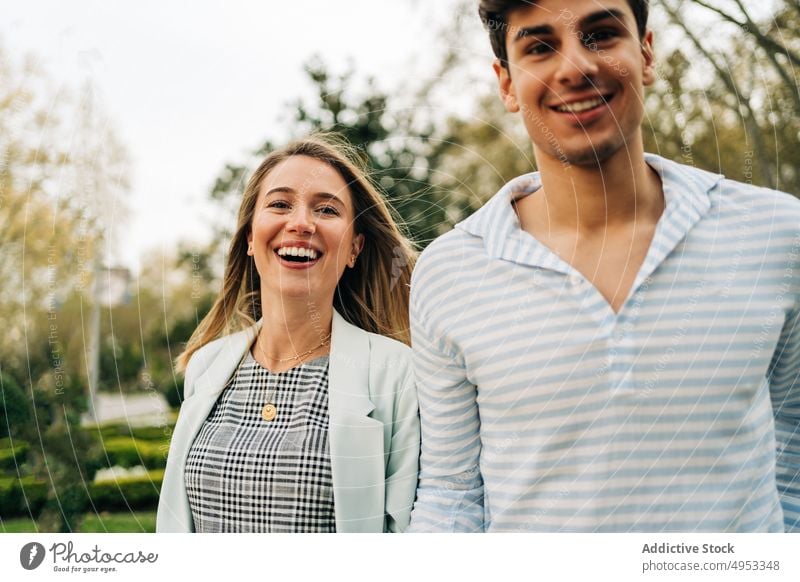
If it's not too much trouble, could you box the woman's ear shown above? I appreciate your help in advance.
[246,231,254,256]
[349,234,365,268]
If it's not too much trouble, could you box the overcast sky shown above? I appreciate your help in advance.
[2,0,493,270]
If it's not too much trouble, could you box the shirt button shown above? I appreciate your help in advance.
[569,274,582,286]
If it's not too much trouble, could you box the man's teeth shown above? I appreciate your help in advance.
[556,97,606,113]
[277,247,319,259]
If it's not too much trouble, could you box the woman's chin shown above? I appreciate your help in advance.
[265,284,331,305]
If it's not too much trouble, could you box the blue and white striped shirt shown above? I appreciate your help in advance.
[407,155,800,532]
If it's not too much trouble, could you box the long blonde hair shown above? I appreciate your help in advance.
[176,134,416,373]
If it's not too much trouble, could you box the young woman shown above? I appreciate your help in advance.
[157,135,418,533]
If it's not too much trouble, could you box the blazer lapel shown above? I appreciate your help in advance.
[328,311,386,532]
[161,325,258,531]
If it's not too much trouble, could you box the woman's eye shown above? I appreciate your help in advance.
[317,206,339,216]
[268,200,291,209]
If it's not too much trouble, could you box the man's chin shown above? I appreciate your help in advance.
[546,137,634,168]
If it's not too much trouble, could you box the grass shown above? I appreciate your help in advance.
[0,511,157,533]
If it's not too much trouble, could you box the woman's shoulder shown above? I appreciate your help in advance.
[365,331,412,362]
[184,326,258,382]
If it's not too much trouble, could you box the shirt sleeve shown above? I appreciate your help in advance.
[406,266,484,533]
[770,298,800,532]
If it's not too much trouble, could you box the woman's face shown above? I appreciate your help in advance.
[247,155,364,306]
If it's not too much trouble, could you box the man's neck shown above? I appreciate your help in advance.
[530,146,663,233]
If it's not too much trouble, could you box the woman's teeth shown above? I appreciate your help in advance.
[277,247,319,260]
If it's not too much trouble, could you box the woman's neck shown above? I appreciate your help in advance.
[252,297,334,371]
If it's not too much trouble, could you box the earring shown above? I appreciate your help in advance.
[247,244,253,256]
[348,255,356,268]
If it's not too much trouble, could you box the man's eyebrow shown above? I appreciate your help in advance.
[579,8,627,28]
[513,24,553,43]
[511,7,627,44]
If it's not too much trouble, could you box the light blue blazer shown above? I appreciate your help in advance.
[156,310,419,533]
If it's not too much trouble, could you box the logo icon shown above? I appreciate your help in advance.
[20,542,46,570]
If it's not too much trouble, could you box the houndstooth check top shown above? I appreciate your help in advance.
[184,351,335,532]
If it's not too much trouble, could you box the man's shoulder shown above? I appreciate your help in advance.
[656,156,800,227]
[413,225,486,280]
[716,176,800,215]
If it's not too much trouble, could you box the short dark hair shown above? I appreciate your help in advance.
[478,0,650,67]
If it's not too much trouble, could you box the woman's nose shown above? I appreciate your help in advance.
[286,205,316,234]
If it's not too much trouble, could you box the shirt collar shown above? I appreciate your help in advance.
[455,153,723,266]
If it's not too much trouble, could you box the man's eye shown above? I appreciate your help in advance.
[526,41,554,56]
[583,29,617,48]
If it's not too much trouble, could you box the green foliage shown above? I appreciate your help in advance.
[89,469,164,512]
[2,510,157,533]
[0,475,48,518]
[209,58,456,250]
[655,0,800,194]
[0,438,29,471]
[77,510,156,533]
[99,437,168,469]
[95,423,174,442]
[0,371,31,439]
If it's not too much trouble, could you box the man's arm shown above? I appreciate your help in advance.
[406,265,484,532]
[770,292,800,532]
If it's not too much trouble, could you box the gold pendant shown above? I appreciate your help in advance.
[261,403,277,422]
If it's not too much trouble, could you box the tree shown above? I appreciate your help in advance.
[654,0,800,193]
[0,44,129,532]
[208,57,458,254]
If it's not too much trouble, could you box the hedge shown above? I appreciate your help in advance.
[0,475,48,518]
[0,439,30,471]
[88,469,164,511]
[99,437,169,469]
[95,423,174,442]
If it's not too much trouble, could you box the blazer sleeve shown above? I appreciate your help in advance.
[156,354,201,533]
[384,358,420,533]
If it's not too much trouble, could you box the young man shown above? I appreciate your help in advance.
[407,0,800,532]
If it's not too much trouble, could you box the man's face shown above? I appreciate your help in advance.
[494,0,655,167]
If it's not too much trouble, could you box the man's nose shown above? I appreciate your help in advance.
[554,37,600,87]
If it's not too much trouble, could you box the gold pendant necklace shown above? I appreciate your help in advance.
[256,330,331,422]
[258,332,332,363]
[261,402,277,422]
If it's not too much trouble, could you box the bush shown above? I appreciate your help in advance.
[0,439,30,471]
[95,423,174,442]
[0,475,48,518]
[0,373,31,439]
[89,469,164,511]
[99,437,168,469]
